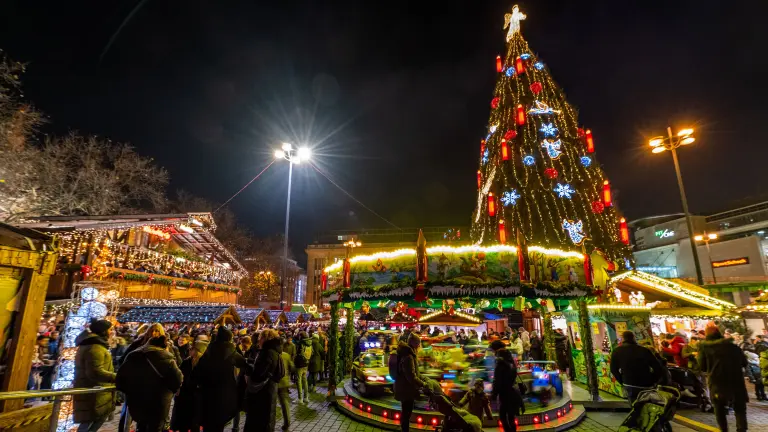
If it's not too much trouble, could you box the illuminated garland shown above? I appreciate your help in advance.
[610,271,735,311]
[469,9,632,265]
[105,271,240,293]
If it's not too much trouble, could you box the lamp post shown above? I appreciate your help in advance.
[649,127,704,285]
[694,233,718,284]
[343,239,362,260]
[274,143,311,309]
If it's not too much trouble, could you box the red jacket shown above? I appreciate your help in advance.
[662,336,688,368]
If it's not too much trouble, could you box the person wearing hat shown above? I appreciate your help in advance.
[699,327,748,431]
[73,319,116,432]
[171,340,209,432]
[394,332,426,432]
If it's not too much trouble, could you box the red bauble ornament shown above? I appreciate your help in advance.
[504,130,517,140]
[577,128,586,138]
[491,97,500,109]
[591,201,605,214]
[530,82,543,94]
[544,167,558,179]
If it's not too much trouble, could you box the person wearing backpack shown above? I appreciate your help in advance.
[245,329,284,432]
[294,331,313,403]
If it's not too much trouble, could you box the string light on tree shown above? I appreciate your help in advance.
[554,183,576,199]
[501,189,521,206]
[562,219,587,245]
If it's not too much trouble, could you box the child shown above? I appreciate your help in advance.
[459,380,493,421]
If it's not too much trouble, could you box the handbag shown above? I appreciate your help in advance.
[516,374,527,395]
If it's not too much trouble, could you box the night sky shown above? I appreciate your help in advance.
[1,1,766,265]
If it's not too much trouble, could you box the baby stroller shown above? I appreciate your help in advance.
[422,386,477,432]
[618,385,680,432]
[667,366,712,412]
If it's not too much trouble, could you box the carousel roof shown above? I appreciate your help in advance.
[418,309,482,326]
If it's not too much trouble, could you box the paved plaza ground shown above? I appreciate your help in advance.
[68,381,768,431]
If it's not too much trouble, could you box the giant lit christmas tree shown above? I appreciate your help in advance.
[471,5,632,267]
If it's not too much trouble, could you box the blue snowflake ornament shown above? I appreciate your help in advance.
[534,62,545,70]
[523,155,535,166]
[541,139,563,159]
[580,156,592,167]
[554,183,576,198]
[562,219,587,245]
[506,67,515,77]
[520,53,531,60]
[482,148,489,164]
[540,123,558,137]
[501,190,521,206]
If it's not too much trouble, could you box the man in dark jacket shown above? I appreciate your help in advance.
[394,332,425,432]
[73,319,116,432]
[699,327,748,432]
[116,335,183,432]
[610,331,665,403]
[492,349,524,432]
[244,330,284,432]
[193,326,252,432]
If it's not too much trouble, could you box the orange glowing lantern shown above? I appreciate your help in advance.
[501,139,509,160]
[603,180,613,207]
[619,217,630,244]
[515,57,525,74]
[585,129,595,153]
[516,104,526,125]
[488,192,496,217]
[499,219,507,244]
[496,55,502,73]
[477,170,482,189]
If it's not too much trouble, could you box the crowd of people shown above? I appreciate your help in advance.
[64,319,333,432]
[32,317,767,432]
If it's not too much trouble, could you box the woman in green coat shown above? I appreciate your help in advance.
[308,332,324,389]
[73,320,116,432]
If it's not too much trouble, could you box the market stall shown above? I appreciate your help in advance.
[237,308,266,327]
[265,310,287,326]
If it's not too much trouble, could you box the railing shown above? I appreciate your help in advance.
[0,386,116,432]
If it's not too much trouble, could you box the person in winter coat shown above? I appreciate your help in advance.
[278,338,296,431]
[507,333,524,359]
[662,333,688,368]
[244,329,284,432]
[116,335,183,432]
[73,319,117,432]
[394,332,426,432]
[170,340,208,432]
[294,332,312,403]
[309,332,324,389]
[192,326,252,432]
[699,327,748,432]
[458,380,493,421]
[529,331,545,362]
[518,327,531,360]
[682,336,700,372]
[492,349,524,432]
[609,331,665,403]
[553,329,569,373]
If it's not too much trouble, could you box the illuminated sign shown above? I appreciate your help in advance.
[142,226,171,240]
[654,229,675,239]
[711,257,749,268]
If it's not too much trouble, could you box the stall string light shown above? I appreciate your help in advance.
[610,271,736,310]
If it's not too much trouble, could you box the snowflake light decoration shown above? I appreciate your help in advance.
[554,183,576,198]
[534,62,545,70]
[581,156,592,167]
[562,219,587,245]
[541,139,563,159]
[528,100,562,115]
[501,189,521,206]
[506,67,515,77]
[540,123,558,137]
[523,155,535,166]
[486,123,499,141]
[482,148,489,164]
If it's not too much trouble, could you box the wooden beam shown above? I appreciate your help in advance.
[0,270,51,412]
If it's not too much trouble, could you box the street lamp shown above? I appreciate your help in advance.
[343,239,363,260]
[648,127,705,285]
[274,143,311,309]
[694,233,718,284]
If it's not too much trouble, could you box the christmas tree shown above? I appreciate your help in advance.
[470,5,631,265]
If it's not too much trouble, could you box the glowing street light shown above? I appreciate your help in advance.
[273,142,311,308]
[647,127,704,285]
[694,232,719,283]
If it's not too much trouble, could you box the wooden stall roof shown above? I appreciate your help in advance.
[16,213,247,276]
[117,305,241,324]
[301,313,313,322]
[237,308,265,323]
[389,311,417,323]
[265,310,286,324]
[609,271,736,311]
[284,312,303,323]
